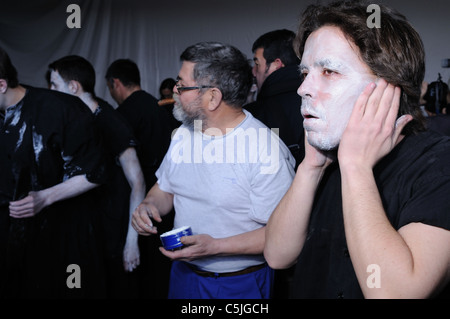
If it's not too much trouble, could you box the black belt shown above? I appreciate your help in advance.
[187,262,267,278]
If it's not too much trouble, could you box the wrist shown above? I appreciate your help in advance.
[38,188,53,208]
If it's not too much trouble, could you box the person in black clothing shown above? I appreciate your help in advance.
[423,77,450,136]
[245,29,304,169]
[0,47,107,298]
[158,77,181,130]
[244,30,304,298]
[105,59,174,298]
[48,55,147,298]
[265,1,450,299]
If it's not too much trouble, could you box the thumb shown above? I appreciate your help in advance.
[180,234,195,245]
[394,114,413,140]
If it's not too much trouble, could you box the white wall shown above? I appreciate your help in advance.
[1,0,449,106]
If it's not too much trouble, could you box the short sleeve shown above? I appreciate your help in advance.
[61,101,106,184]
[399,167,450,231]
[248,141,295,224]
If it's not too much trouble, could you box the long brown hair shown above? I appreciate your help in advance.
[294,0,426,135]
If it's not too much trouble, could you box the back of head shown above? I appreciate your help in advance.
[48,55,96,95]
[180,42,253,108]
[0,46,19,88]
[105,59,141,88]
[424,78,449,114]
[294,0,426,135]
[252,29,300,66]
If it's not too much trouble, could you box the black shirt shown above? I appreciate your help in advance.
[94,99,138,255]
[0,87,107,298]
[116,90,172,189]
[245,65,304,168]
[0,87,105,206]
[292,131,450,299]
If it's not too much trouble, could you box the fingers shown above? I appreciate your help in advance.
[351,82,377,121]
[124,257,140,272]
[355,79,405,130]
[131,204,161,235]
[374,81,398,124]
[9,195,35,218]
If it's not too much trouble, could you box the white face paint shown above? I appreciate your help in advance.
[298,26,377,151]
[50,70,71,94]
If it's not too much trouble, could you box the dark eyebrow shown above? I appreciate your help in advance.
[299,64,308,72]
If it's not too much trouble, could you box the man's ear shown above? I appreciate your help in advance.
[272,58,285,70]
[68,80,80,94]
[0,79,8,94]
[207,88,222,111]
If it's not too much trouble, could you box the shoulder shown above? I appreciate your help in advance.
[23,86,91,116]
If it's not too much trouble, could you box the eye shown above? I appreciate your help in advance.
[300,70,308,81]
[323,69,338,76]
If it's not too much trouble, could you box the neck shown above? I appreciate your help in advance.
[78,92,98,113]
[203,106,246,136]
[121,85,141,104]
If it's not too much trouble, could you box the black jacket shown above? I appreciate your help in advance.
[245,65,304,167]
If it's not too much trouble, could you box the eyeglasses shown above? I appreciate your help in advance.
[175,77,214,94]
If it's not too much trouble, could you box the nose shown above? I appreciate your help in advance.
[297,73,314,99]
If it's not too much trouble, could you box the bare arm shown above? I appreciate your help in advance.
[341,165,450,298]
[338,80,450,298]
[161,226,267,262]
[119,147,146,228]
[264,132,334,269]
[118,147,146,271]
[9,175,98,218]
[131,182,174,236]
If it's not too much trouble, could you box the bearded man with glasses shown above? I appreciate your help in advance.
[132,42,295,299]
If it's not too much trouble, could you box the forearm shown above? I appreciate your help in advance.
[42,174,98,207]
[341,165,415,298]
[167,227,268,262]
[265,162,327,269]
[126,183,146,238]
[215,227,266,256]
[142,183,174,218]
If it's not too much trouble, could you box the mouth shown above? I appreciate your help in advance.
[302,113,319,120]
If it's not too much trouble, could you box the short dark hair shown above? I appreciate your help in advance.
[424,80,449,114]
[252,29,300,67]
[294,0,426,135]
[159,77,176,99]
[105,59,141,87]
[180,42,253,108]
[48,55,96,95]
[0,46,19,88]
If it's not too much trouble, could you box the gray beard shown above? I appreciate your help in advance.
[172,100,207,130]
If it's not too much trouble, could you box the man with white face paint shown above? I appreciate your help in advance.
[48,55,146,297]
[265,1,450,299]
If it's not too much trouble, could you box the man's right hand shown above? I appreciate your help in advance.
[132,201,162,235]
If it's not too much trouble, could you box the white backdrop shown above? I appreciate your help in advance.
[1,0,449,107]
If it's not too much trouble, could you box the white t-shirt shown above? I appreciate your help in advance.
[156,110,295,272]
